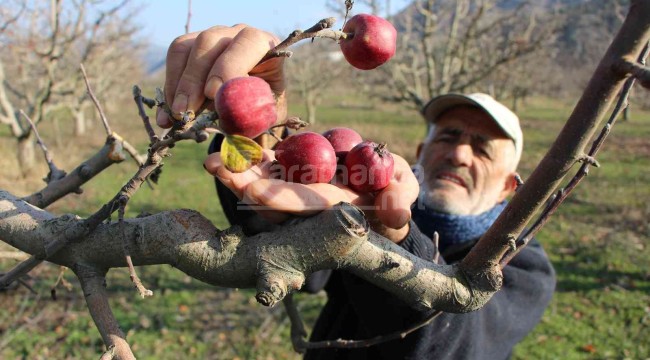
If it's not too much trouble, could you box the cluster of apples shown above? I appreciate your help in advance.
[215,13,397,192]
[274,128,394,192]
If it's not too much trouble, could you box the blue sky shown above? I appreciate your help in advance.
[137,1,347,48]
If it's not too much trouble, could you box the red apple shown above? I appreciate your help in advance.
[215,76,277,138]
[275,132,337,184]
[340,14,397,70]
[322,127,363,161]
[345,141,394,192]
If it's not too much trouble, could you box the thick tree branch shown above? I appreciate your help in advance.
[0,193,495,313]
[501,41,650,265]
[22,136,126,209]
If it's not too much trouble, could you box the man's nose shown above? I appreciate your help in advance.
[447,143,473,167]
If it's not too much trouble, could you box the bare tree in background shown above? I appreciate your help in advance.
[350,0,563,109]
[0,0,143,175]
[286,41,347,123]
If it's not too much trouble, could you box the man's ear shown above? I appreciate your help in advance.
[498,172,519,201]
[416,142,424,159]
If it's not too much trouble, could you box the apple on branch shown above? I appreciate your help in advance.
[215,76,277,139]
[340,14,397,70]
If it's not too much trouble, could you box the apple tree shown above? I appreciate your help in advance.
[0,1,649,359]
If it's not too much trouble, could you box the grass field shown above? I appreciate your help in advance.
[1,91,649,359]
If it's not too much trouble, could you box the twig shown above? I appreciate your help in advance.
[343,0,355,29]
[99,345,116,360]
[185,0,192,35]
[50,266,73,300]
[501,41,650,266]
[259,18,345,64]
[133,85,158,143]
[19,110,66,183]
[118,197,152,298]
[283,292,443,351]
[432,232,440,264]
[80,63,112,136]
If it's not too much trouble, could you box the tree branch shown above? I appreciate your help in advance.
[76,264,135,360]
[0,193,495,313]
[462,0,650,277]
[614,55,650,89]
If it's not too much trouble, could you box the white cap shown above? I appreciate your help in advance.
[421,93,523,166]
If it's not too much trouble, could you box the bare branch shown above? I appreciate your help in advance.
[0,1,25,34]
[19,109,67,182]
[259,18,344,64]
[133,85,157,143]
[76,264,135,360]
[185,0,192,34]
[118,196,152,298]
[463,0,650,273]
[80,63,112,136]
[22,136,126,209]
[501,41,650,265]
[615,57,650,89]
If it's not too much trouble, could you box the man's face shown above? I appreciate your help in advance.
[416,106,517,215]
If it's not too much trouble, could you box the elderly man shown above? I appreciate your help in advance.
[160,25,556,360]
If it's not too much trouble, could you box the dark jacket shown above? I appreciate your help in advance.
[208,136,556,360]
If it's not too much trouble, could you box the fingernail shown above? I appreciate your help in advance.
[205,76,223,99]
[156,108,172,128]
[171,93,189,115]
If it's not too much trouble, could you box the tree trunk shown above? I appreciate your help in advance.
[306,94,317,124]
[17,132,36,177]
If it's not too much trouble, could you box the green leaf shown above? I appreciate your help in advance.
[220,134,263,173]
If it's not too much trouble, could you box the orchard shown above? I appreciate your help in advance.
[0,1,649,359]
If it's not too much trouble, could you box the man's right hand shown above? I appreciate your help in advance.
[156,24,287,128]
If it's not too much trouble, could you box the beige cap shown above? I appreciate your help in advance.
[421,92,523,165]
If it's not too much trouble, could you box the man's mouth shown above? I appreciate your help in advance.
[436,172,467,188]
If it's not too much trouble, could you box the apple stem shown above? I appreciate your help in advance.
[376,142,388,156]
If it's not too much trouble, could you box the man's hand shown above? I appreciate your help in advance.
[156,24,286,128]
[204,150,419,243]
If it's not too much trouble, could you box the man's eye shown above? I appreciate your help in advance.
[476,147,492,159]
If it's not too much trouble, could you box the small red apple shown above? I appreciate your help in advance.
[340,14,397,70]
[345,141,394,192]
[275,132,337,184]
[215,76,277,138]
[322,127,363,162]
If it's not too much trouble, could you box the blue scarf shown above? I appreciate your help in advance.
[411,201,507,252]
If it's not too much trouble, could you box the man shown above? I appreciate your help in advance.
[160,24,556,359]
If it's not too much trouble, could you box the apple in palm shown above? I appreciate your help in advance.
[275,132,337,184]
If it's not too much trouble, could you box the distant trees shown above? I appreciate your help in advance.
[0,0,143,175]
[286,41,347,124]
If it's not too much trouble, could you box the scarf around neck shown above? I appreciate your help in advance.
[411,201,507,252]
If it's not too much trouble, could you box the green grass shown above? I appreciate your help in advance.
[1,94,649,359]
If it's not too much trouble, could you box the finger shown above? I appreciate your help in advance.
[171,25,243,117]
[374,155,420,229]
[155,107,173,129]
[204,27,281,99]
[204,149,275,198]
[164,32,200,111]
[245,179,357,216]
